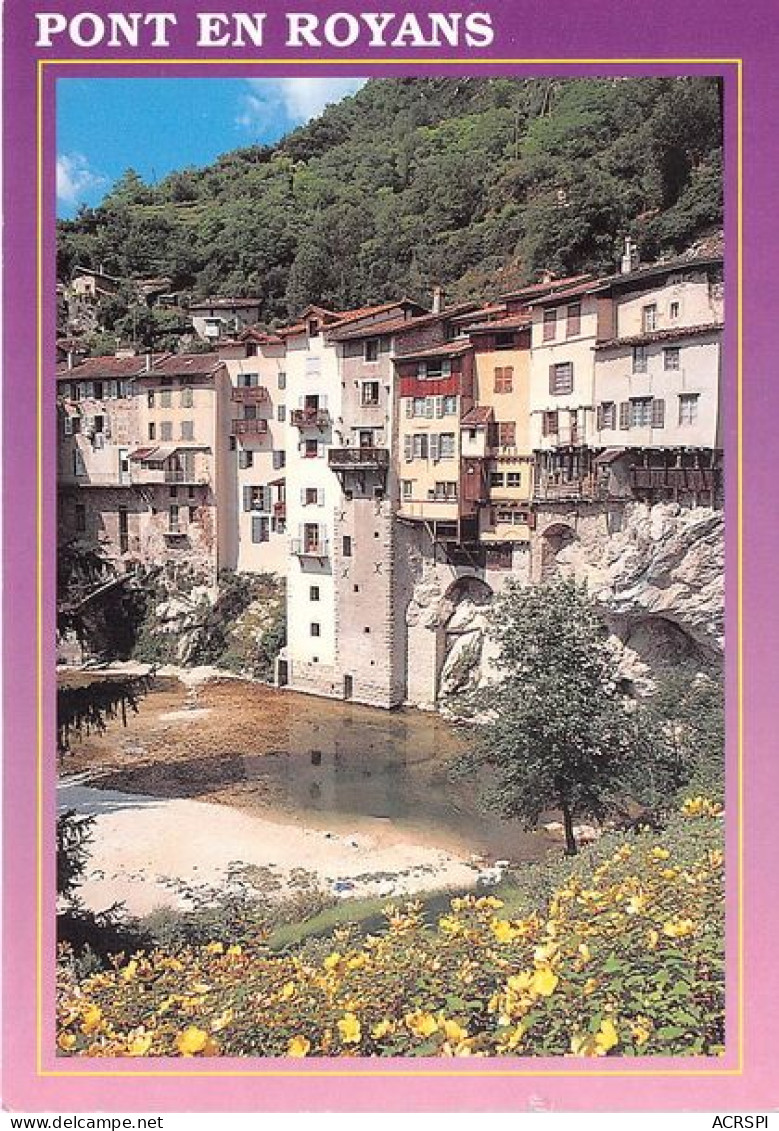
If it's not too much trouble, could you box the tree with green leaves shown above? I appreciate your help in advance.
[456,576,682,855]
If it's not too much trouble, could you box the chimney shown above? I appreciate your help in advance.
[145,352,152,372]
[67,350,74,371]
[432,286,444,314]
[621,237,639,275]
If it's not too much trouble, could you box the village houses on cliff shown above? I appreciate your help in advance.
[57,244,724,708]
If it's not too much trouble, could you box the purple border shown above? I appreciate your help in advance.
[4,0,778,1111]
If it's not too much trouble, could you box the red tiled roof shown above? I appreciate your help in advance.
[394,340,472,362]
[527,279,604,307]
[239,326,284,345]
[501,274,593,301]
[149,353,224,376]
[594,322,723,350]
[461,406,494,426]
[56,354,163,380]
[328,302,478,342]
[464,313,532,334]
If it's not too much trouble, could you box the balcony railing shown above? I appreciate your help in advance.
[630,467,719,492]
[231,418,269,436]
[328,446,389,470]
[291,407,330,428]
[163,469,208,485]
[231,386,270,403]
[290,538,330,557]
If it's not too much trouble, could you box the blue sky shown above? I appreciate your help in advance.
[56,77,366,217]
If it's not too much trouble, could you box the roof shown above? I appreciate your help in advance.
[239,326,284,346]
[56,355,160,380]
[327,302,478,342]
[461,406,494,427]
[463,313,532,334]
[529,254,724,308]
[130,444,209,461]
[189,297,262,311]
[595,322,723,350]
[593,448,626,465]
[279,298,429,340]
[72,265,121,284]
[394,340,472,362]
[149,353,224,377]
[527,279,605,307]
[500,274,593,301]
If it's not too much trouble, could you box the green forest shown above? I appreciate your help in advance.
[57,76,723,325]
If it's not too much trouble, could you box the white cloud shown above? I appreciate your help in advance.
[56,153,107,205]
[236,77,366,132]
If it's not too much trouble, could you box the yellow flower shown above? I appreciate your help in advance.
[438,915,463,936]
[121,959,138,981]
[442,1018,468,1044]
[211,1008,234,1032]
[582,977,599,995]
[507,970,534,993]
[337,1012,362,1045]
[57,1032,77,1051]
[127,1032,153,1057]
[175,1026,209,1056]
[371,1019,394,1040]
[476,895,504,910]
[279,981,296,1000]
[226,944,243,957]
[491,918,518,944]
[205,942,224,955]
[498,1024,524,1051]
[405,1010,439,1038]
[347,953,367,970]
[652,847,670,860]
[646,928,660,949]
[578,942,591,963]
[80,1005,102,1035]
[595,1019,620,1055]
[663,918,696,939]
[323,952,343,970]
[531,966,559,997]
[631,1018,652,1047]
[288,1035,311,1058]
[626,894,646,915]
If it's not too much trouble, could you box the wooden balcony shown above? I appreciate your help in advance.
[328,446,389,470]
[291,407,330,428]
[231,418,268,437]
[290,538,329,557]
[231,386,270,404]
[630,467,719,492]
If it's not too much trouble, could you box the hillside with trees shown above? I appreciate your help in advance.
[57,76,723,325]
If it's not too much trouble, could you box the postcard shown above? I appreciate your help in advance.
[2,0,777,1113]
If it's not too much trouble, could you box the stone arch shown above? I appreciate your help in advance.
[538,521,577,581]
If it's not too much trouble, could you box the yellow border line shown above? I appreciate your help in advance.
[39,57,743,1080]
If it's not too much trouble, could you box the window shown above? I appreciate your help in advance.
[309,586,320,602]
[246,343,259,357]
[251,516,270,543]
[160,421,173,442]
[229,436,237,451]
[238,372,259,388]
[543,309,557,341]
[169,504,180,533]
[188,506,197,523]
[92,415,104,434]
[147,390,155,407]
[507,471,522,488]
[160,389,172,408]
[188,486,196,499]
[238,450,254,470]
[642,304,657,333]
[598,401,616,430]
[148,423,156,441]
[93,381,104,400]
[439,433,456,460]
[566,303,581,337]
[494,366,513,393]
[278,371,286,390]
[72,449,86,476]
[169,486,178,499]
[75,504,86,533]
[244,403,258,421]
[542,410,559,436]
[629,397,653,427]
[303,523,322,553]
[304,439,320,458]
[664,347,681,371]
[490,472,505,488]
[498,422,516,447]
[679,393,699,425]
[418,358,451,379]
[342,535,352,557]
[304,487,320,506]
[632,346,648,374]
[181,387,193,408]
[180,420,194,441]
[549,362,573,395]
[277,405,286,422]
[401,480,412,499]
[442,394,457,415]
[494,332,514,350]
[361,381,380,406]
[411,397,427,417]
[412,434,428,460]
[433,481,458,500]
[670,301,680,320]
[365,339,379,362]
[272,450,285,470]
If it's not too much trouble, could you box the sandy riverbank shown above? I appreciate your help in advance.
[58,778,481,917]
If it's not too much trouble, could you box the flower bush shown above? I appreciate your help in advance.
[56,814,724,1059]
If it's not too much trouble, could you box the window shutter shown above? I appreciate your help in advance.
[548,365,556,395]
[85,382,94,398]
[619,402,631,430]
[430,434,440,462]
[441,360,452,377]
[321,394,328,409]
[405,398,413,418]
[264,487,273,512]
[425,397,434,419]
[596,404,604,431]
[64,416,73,436]
[652,398,665,428]
[417,362,427,378]
[435,396,444,418]
[251,515,261,543]
[317,488,325,507]
[317,441,325,458]
[404,435,412,461]
[242,486,252,512]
